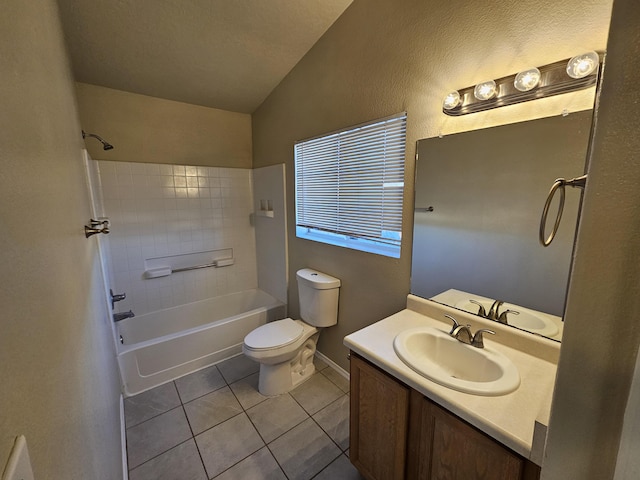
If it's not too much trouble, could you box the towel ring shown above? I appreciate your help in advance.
[539,175,587,247]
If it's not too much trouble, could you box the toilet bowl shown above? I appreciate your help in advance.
[243,318,319,396]
[242,268,341,396]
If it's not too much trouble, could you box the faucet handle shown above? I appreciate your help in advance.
[471,329,495,348]
[497,309,519,325]
[110,289,126,309]
[469,299,487,317]
[444,314,460,335]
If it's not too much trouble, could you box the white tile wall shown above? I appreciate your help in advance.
[98,161,257,315]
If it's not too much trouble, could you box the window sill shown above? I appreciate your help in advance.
[296,227,400,259]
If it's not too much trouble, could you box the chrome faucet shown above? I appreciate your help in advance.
[469,299,519,325]
[487,300,520,325]
[445,314,495,349]
[451,324,473,344]
[487,300,503,320]
[113,310,135,322]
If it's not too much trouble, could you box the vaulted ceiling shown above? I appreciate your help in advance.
[56,0,353,113]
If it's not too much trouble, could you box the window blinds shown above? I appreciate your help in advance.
[295,113,407,248]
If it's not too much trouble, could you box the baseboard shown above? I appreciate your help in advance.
[120,395,128,480]
[314,350,349,380]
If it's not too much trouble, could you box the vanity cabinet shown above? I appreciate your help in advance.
[350,352,410,480]
[350,353,541,480]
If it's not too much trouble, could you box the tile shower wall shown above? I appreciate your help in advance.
[98,161,257,315]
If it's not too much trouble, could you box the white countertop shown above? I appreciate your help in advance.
[343,295,559,464]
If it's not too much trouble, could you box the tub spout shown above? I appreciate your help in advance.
[113,310,135,322]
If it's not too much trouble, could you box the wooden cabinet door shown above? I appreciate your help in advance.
[350,354,410,480]
[408,391,535,480]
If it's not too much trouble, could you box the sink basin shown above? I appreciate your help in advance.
[393,327,520,396]
[455,299,559,337]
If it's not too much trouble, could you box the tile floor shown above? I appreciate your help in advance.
[124,354,364,480]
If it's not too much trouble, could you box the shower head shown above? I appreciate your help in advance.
[82,130,114,151]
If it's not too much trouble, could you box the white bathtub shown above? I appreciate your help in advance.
[116,289,286,396]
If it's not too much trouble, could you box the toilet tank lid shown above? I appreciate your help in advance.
[296,268,341,289]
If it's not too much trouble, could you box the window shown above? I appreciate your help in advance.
[294,112,407,258]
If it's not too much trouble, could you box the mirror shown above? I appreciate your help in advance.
[411,110,594,341]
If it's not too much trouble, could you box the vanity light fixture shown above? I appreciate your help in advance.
[514,67,541,92]
[442,91,461,110]
[473,80,498,100]
[442,51,603,116]
[566,51,600,79]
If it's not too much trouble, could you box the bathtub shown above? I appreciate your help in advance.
[115,289,286,396]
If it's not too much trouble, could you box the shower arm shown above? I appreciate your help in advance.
[82,130,114,150]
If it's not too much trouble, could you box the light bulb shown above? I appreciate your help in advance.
[474,80,497,100]
[443,91,461,110]
[514,68,541,92]
[566,51,599,79]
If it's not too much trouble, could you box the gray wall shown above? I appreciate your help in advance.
[253,164,289,304]
[252,0,612,370]
[0,1,123,478]
[614,350,640,479]
[543,0,640,477]
[75,83,253,167]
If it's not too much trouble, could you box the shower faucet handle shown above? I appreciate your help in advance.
[90,218,109,227]
[84,218,110,238]
[110,289,126,309]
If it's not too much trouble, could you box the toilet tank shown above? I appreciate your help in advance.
[296,268,341,327]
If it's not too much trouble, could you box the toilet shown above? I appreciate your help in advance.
[242,268,341,396]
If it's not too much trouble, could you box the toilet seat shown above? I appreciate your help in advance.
[244,318,304,351]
